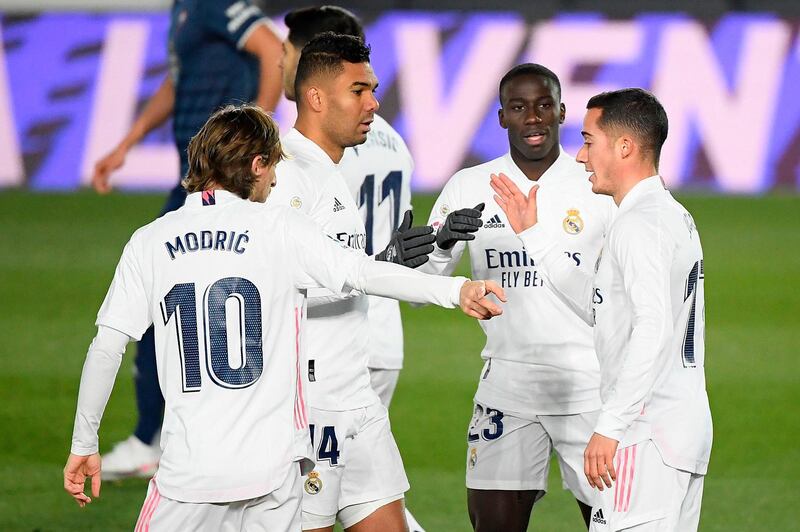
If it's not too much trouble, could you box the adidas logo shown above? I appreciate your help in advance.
[333,197,346,212]
[485,214,506,229]
[591,508,607,525]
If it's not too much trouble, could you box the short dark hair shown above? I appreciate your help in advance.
[499,63,562,104]
[587,88,668,167]
[284,6,364,47]
[184,105,284,199]
[294,32,371,99]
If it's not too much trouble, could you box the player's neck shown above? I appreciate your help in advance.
[509,146,559,182]
[612,164,660,205]
[294,121,345,164]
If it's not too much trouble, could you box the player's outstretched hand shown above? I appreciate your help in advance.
[92,145,127,194]
[436,203,484,250]
[584,433,618,491]
[64,452,102,508]
[490,173,539,234]
[376,210,436,268]
[459,280,506,320]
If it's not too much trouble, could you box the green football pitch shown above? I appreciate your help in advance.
[0,191,797,531]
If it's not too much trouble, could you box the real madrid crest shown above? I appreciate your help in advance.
[563,209,584,235]
[290,196,303,209]
[439,204,450,217]
[304,471,323,495]
[468,447,478,470]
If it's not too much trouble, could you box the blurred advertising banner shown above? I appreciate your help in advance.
[1,11,799,192]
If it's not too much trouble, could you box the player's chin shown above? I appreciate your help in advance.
[590,177,607,196]
[517,140,553,161]
[345,133,368,147]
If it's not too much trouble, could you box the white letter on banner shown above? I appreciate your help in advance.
[81,20,178,190]
[395,18,525,191]
[653,20,789,191]
[0,25,24,187]
[525,21,644,157]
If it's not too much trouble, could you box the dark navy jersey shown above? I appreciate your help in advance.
[169,0,267,178]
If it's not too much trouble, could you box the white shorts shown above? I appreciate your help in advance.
[301,403,410,529]
[465,402,598,505]
[588,440,705,531]
[368,368,400,408]
[135,464,302,531]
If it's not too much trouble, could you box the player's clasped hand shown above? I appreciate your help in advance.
[459,280,507,320]
[489,173,539,234]
[436,203,485,250]
[584,433,618,491]
[64,453,102,507]
[376,210,436,268]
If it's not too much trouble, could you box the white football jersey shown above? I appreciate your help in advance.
[339,114,414,370]
[269,129,374,410]
[423,151,615,416]
[95,190,370,503]
[520,176,712,474]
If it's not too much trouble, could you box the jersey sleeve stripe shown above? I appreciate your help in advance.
[293,307,308,430]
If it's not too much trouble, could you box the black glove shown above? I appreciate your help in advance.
[436,203,484,250]
[376,210,435,269]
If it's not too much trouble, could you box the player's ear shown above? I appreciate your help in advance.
[559,103,566,124]
[498,108,508,130]
[618,136,633,159]
[251,155,266,176]
[305,86,324,113]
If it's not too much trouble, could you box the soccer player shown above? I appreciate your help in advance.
[421,64,615,530]
[63,104,505,530]
[282,3,412,410]
[90,0,285,479]
[279,7,424,530]
[491,88,712,531]
[268,33,433,532]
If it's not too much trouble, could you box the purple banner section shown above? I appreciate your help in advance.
[1,12,799,192]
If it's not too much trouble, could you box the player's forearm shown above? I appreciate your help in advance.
[70,327,129,455]
[595,319,672,441]
[255,56,282,112]
[243,23,283,112]
[349,258,467,308]
[119,76,175,151]
[517,224,594,324]
[417,242,461,276]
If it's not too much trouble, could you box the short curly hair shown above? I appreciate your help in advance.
[499,63,562,104]
[183,105,285,199]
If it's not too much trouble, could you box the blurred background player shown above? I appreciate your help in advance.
[279,7,422,530]
[64,103,503,530]
[269,33,449,532]
[87,0,284,479]
[492,88,712,532]
[422,64,615,530]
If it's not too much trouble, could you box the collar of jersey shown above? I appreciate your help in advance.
[501,145,571,187]
[616,175,664,214]
[185,189,244,207]
[286,128,339,168]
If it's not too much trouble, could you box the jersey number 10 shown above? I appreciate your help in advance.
[161,277,263,392]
